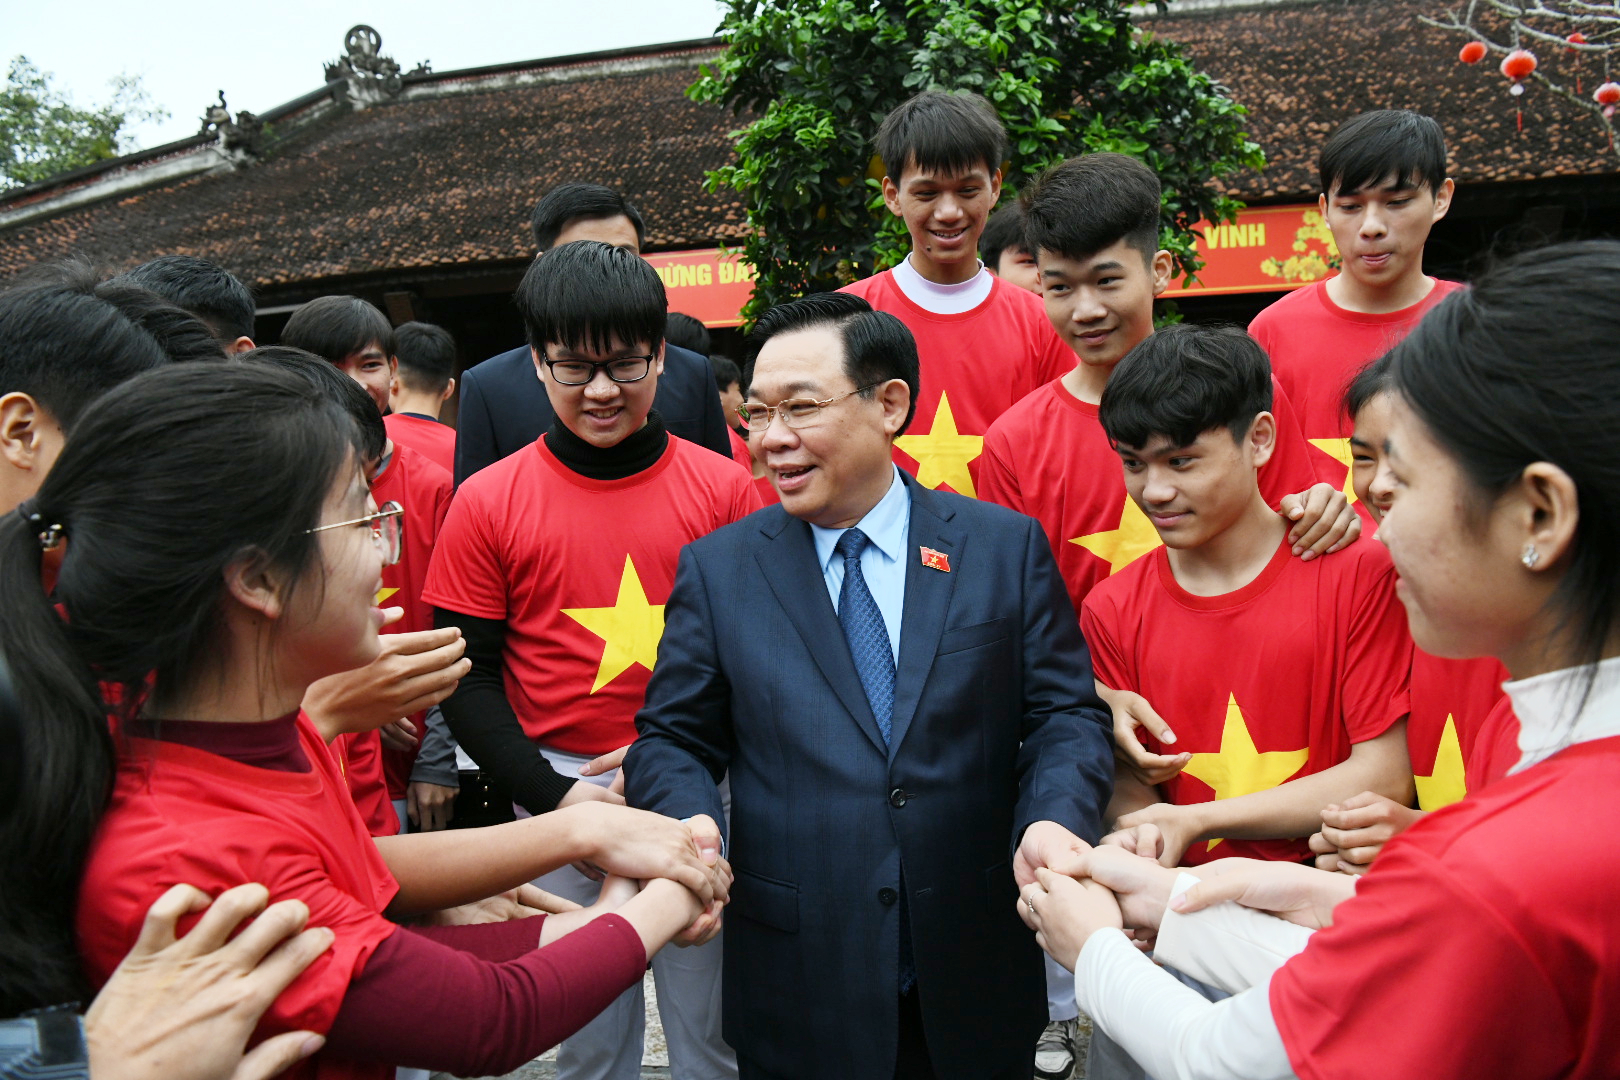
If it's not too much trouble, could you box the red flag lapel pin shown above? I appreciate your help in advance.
[920,546,951,573]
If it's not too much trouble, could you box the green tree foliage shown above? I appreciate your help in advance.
[691,0,1266,319]
[0,56,167,188]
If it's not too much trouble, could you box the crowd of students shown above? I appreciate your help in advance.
[0,87,1615,1080]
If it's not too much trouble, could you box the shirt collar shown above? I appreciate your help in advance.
[1504,653,1620,772]
[810,467,910,572]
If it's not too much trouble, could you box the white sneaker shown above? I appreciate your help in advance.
[1034,1017,1079,1079]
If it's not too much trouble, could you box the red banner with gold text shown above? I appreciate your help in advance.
[1162,204,1341,297]
[643,249,756,328]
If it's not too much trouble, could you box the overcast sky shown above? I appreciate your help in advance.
[9,1,728,149]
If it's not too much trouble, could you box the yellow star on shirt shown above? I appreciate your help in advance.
[1071,497,1163,575]
[561,555,666,693]
[894,392,983,498]
[1182,694,1310,852]
[1413,714,1467,811]
[1308,438,1359,505]
[375,587,400,604]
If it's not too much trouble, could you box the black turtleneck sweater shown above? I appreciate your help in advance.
[435,415,669,815]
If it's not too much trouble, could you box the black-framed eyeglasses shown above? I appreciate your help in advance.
[305,501,404,566]
[541,352,656,386]
[736,383,881,432]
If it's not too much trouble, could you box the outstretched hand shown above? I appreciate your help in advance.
[1170,857,1354,930]
[1309,791,1423,875]
[1014,820,1091,887]
[1019,868,1123,973]
[571,802,730,907]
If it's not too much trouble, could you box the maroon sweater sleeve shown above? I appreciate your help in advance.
[405,918,543,962]
[324,914,646,1075]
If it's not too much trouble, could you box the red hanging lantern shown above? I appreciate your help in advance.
[1567,33,1588,93]
[1597,81,1620,116]
[1595,82,1619,150]
[1459,40,1487,64]
[1501,49,1537,87]
[1501,49,1538,131]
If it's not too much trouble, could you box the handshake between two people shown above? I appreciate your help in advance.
[1012,821,1356,974]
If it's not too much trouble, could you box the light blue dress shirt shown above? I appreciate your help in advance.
[809,467,911,664]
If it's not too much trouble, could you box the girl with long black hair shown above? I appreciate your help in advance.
[1020,240,1620,1080]
[0,362,724,1080]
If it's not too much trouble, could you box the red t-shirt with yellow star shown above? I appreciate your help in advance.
[421,435,760,756]
[78,713,401,1080]
[840,270,1071,499]
[366,442,454,810]
[980,377,1321,617]
[1081,535,1412,865]
[1249,277,1464,505]
[1407,649,1511,810]
[1270,735,1620,1080]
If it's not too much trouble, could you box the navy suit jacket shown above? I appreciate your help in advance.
[624,475,1114,1080]
[453,343,732,485]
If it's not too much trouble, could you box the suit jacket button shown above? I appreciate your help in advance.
[888,788,908,808]
[878,887,898,906]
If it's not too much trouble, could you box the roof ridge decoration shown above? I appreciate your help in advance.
[199,91,265,161]
[325,25,430,109]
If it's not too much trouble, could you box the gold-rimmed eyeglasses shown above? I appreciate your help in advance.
[735,383,881,432]
[306,501,404,566]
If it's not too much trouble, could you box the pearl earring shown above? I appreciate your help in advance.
[1522,543,1541,570]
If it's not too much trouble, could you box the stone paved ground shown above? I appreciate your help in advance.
[443,981,1095,1079]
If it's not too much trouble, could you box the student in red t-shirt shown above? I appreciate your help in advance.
[1019,239,1620,1080]
[283,303,463,836]
[1249,110,1462,511]
[839,91,1072,500]
[385,322,458,475]
[425,242,757,1080]
[1080,325,1414,869]
[1303,353,1517,875]
[0,362,726,1080]
[979,155,1361,795]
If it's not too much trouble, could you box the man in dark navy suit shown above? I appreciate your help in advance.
[454,183,732,484]
[624,293,1115,1080]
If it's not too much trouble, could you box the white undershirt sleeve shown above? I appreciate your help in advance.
[1076,928,1297,1080]
[1153,872,1316,995]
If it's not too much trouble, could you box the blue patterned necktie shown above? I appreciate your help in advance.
[836,528,894,744]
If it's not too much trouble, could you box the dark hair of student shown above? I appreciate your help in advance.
[742,292,921,436]
[115,255,256,343]
[241,346,387,466]
[529,182,647,253]
[0,270,223,433]
[515,241,666,359]
[876,90,1007,182]
[281,295,396,364]
[710,354,742,393]
[1386,239,1620,679]
[1318,109,1448,199]
[0,363,365,1016]
[1022,153,1161,266]
[1099,323,1273,450]
[664,313,712,357]
[980,204,1029,270]
[393,321,457,396]
[1343,351,1393,425]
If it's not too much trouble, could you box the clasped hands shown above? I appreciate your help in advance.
[1014,821,1353,973]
